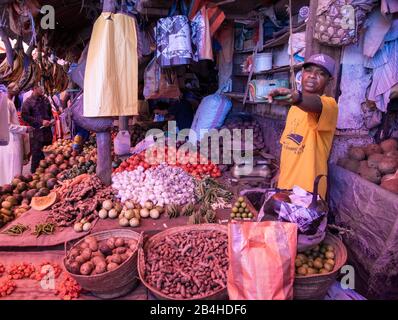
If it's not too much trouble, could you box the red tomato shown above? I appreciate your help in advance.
[143,163,150,169]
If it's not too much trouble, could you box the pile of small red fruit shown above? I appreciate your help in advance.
[113,146,222,179]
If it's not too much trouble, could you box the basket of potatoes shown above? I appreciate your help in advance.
[63,229,142,299]
[293,233,347,300]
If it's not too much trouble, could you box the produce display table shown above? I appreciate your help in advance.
[0,209,232,300]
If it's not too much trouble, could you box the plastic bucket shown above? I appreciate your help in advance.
[254,52,272,72]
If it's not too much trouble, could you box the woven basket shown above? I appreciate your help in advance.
[138,224,228,300]
[63,229,142,299]
[293,233,347,300]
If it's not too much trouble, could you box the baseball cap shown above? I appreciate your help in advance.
[303,53,335,77]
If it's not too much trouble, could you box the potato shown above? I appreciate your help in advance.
[81,248,92,262]
[365,144,382,157]
[125,248,134,258]
[91,256,106,266]
[367,153,384,169]
[380,138,398,153]
[348,146,366,161]
[80,261,94,275]
[91,251,104,258]
[94,261,107,274]
[106,237,116,249]
[80,242,89,250]
[107,262,119,272]
[84,236,98,251]
[338,158,359,173]
[69,248,80,258]
[115,247,127,254]
[380,178,398,194]
[319,268,329,274]
[360,166,382,184]
[110,254,122,264]
[65,260,80,274]
[75,255,86,264]
[115,238,125,248]
[378,157,398,174]
[99,242,112,256]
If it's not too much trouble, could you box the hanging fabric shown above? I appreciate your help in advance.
[84,12,138,117]
[216,22,234,92]
[191,5,213,61]
[156,0,193,67]
[0,90,10,146]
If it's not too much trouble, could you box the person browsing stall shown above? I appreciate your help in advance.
[267,53,339,199]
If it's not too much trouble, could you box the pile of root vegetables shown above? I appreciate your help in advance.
[64,235,137,276]
[142,229,228,299]
[48,174,115,230]
[337,138,398,194]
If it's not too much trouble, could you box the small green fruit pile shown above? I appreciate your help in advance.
[230,197,254,220]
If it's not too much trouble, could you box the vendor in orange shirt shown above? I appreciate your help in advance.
[267,53,339,199]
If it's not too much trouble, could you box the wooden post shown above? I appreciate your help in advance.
[119,116,129,131]
[96,131,112,185]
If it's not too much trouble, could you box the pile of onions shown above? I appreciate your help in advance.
[112,164,195,207]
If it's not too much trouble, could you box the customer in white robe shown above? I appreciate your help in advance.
[0,85,33,185]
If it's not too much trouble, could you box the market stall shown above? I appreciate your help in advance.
[0,0,397,302]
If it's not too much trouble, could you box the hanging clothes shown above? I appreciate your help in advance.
[84,12,138,117]
[216,22,234,92]
[0,99,28,185]
[0,89,9,146]
[365,20,398,112]
[381,0,398,15]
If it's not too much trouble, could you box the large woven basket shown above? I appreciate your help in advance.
[64,229,142,299]
[138,224,228,300]
[293,233,347,300]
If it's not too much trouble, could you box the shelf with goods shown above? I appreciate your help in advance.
[233,63,303,77]
[230,20,306,119]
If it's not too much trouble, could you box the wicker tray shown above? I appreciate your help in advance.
[64,229,142,299]
[138,224,228,300]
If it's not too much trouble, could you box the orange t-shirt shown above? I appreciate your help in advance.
[277,95,338,199]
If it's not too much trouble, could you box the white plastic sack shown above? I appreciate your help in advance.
[189,93,232,143]
[114,131,131,156]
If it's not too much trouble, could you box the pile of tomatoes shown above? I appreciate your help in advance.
[113,146,222,179]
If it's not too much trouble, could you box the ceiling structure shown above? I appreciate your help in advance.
[0,0,298,59]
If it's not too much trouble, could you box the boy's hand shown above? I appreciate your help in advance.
[267,88,296,105]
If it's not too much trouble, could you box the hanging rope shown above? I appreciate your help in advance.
[288,0,297,92]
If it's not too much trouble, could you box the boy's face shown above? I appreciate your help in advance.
[301,64,331,95]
